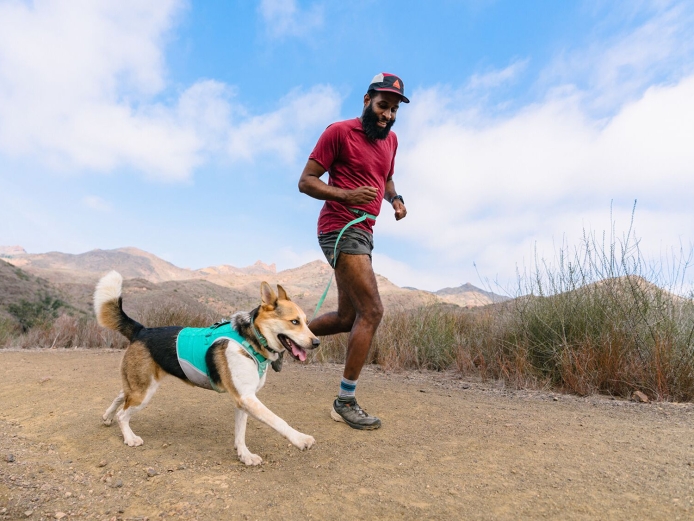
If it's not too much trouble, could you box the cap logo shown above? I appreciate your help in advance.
[393,79,401,89]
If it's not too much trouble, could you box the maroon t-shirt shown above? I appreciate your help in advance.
[309,118,398,235]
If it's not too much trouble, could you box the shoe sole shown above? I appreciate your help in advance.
[330,408,382,430]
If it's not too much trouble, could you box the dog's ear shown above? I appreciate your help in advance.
[260,281,278,309]
[271,351,284,372]
[277,284,290,301]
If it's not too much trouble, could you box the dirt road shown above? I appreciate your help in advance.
[1,350,693,520]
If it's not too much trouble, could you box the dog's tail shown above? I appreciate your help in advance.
[93,271,143,341]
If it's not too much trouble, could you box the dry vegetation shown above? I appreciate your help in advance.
[3,217,694,402]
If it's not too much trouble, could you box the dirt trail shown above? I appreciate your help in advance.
[1,350,693,520]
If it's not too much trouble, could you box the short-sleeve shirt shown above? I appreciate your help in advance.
[309,118,398,235]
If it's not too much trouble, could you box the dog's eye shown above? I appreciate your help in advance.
[291,319,300,325]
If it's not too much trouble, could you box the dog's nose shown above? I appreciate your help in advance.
[312,338,320,348]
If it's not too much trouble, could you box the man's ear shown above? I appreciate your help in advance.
[260,281,277,309]
[363,92,371,108]
[277,284,290,301]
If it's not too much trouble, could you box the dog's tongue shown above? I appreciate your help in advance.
[291,345,307,362]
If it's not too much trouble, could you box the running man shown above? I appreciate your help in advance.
[298,73,409,430]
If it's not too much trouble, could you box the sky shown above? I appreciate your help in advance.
[1,0,693,293]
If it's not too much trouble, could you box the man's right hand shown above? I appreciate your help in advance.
[343,186,378,205]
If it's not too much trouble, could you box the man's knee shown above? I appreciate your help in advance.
[336,312,356,332]
[360,301,383,326]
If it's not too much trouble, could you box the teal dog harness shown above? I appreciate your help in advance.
[176,321,269,392]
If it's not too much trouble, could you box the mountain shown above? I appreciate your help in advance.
[435,283,510,307]
[0,245,27,257]
[1,246,500,318]
[0,259,81,326]
[5,247,200,284]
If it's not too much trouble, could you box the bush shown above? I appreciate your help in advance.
[312,207,694,401]
[0,317,21,347]
[8,293,67,331]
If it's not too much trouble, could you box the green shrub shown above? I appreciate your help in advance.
[7,293,67,331]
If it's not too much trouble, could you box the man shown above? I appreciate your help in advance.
[298,73,408,430]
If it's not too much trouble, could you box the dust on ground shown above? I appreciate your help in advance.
[1,350,693,521]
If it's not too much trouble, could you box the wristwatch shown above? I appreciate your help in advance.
[390,194,404,205]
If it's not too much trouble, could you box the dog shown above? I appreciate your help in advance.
[93,270,320,466]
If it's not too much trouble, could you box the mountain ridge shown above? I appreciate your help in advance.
[0,246,505,319]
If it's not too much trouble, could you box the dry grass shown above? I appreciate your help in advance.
[1,297,223,349]
[312,210,694,402]
[3,209,694,401]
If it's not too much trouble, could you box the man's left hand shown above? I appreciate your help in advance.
[393,200,407,220]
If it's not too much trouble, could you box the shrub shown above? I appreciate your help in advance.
[8,293,67,331]
[312,206,694,401]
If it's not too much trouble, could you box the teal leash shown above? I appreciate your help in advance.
[311,209,376,321]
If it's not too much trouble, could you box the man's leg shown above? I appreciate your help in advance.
[323,253,384,429]
[334,253,383,380]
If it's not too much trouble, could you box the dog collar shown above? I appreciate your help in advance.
[238,337,269,377]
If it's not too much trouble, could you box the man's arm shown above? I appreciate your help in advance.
[298,159,378,205]
[384,176,407,221]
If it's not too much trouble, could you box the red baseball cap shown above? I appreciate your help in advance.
[368,72,410,103]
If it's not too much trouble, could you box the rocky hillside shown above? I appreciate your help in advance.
[1,246,504,319]
[435,282,510,307]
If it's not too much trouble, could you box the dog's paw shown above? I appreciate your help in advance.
[102,416,113,426]
[238,451,263,466]
[124,435,143,447]
[292,433,315,451]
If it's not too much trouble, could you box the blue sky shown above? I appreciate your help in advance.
[1,0,694,292]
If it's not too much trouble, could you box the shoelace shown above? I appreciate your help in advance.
[349,403,368,418]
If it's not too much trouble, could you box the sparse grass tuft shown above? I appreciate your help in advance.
[131,298,221,328]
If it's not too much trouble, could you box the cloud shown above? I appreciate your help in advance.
[541,1,694,115]
[258,0,324,39]
[384,3,694,290]
[83,195,112,212]
[466,59,529,91]
[227,85,341,164]
[0,0,341,181]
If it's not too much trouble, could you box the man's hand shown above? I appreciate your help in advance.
[344,186,379,206]
[393,199,407,220]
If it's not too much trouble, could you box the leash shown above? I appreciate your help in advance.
[311,208,376,321]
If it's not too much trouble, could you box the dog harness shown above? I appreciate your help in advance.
[176,321,269,392]
[312,208,377,320]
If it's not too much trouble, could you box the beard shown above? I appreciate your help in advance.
[361,101,395,140]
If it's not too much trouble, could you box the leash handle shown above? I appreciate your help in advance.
[311,209,376,322]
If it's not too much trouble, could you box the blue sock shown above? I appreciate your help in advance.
[338,377,357,402]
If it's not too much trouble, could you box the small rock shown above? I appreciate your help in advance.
[23,511,33,518]
[553,396,559,402]
[632,391,649,403]
[64,492,72,498]
[97,460,107,467]
[39,377,51,384]
[55,513,67,520]
[5,454,15,463]
[146,467,158,477]
[112,479,123,488]
[162,443,169,448]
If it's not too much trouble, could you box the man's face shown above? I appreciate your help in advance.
[361,91,401,140]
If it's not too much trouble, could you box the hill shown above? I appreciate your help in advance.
[1,246,503,318]
[0,259,81,327]
[435,282,510,307]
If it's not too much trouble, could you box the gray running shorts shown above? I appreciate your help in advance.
[318,228,374,267]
